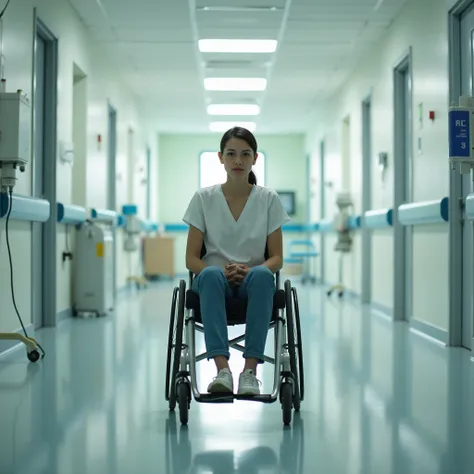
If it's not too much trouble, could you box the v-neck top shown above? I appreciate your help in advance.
[183,184,291,269]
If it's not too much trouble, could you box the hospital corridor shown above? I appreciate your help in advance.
[1,0,474,473]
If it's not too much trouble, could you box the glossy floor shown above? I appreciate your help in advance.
[0,281,473,474]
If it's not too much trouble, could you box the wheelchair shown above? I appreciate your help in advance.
[165,246,304,427]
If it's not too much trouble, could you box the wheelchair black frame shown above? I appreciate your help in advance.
[166,244,304,425]
[182,270,292,404]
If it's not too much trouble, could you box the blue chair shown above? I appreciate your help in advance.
[287,240,319,285]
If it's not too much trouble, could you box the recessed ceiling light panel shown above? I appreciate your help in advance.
[197,6,283,12]
[199,39,277,53]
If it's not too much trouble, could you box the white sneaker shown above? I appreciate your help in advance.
[207,368,234,393]
[238,369,261,395]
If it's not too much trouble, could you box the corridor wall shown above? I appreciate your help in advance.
[306,0,449,331]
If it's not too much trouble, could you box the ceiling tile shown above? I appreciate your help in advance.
[116,27,195,43]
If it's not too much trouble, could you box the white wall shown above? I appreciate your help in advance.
[306,0,450,330]
[0,0,158,334]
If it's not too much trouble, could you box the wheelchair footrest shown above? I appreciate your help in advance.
[195,393,276,404]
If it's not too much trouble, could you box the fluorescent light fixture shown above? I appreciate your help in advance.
[204,77,267,91]
[198,39,277,54]
[207,104,260,116]
[209,122,257,133]
[198,6,283,12]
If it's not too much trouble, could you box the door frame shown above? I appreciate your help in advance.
[31,12,58,328]
[146,145,151,220]
[319,140,326,284]
[361,96,372,304]
[393,49,413,322]
[448,0,474,348]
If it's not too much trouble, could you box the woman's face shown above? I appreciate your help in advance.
[219,137,258,180]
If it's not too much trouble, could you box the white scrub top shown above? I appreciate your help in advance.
[182,184,290,269]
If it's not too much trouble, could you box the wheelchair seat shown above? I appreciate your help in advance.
[186,289,286,326]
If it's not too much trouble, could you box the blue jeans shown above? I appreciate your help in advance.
[192,265,276,363]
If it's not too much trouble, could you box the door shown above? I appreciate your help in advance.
[341,116,351,191]
[107,104,117,300]
[33,17,58,328]
[460,4,474,349]
[146,146,151,220]
[72,64,87,207]
[32,34,45,329]
[361,98,372,304]
[393,54,413,322]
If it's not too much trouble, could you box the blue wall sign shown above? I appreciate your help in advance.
[449,109,470,158]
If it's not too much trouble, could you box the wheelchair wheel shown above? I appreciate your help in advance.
[281,382,292,426]
[165,286,178,409]
[165,280,186,411]
[284,280,301,411]
[291,286,305,403]
[178,381,189,426]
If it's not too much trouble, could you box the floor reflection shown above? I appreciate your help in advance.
[165,411,305,474]
[0,282,474,474]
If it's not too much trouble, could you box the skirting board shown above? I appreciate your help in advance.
[409,319,448,346]
[371,301,394,319]
[57,307,72,322]
[0,323,34,359]
[326,285,448,346]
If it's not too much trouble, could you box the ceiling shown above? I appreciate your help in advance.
[69,0,409,134]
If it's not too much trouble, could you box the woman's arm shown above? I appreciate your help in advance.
[185,225,207,275]
[263,227,284,273]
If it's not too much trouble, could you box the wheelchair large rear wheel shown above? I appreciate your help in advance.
[165,280,186,411]
[292,286,305,402]
[284,280,303,411]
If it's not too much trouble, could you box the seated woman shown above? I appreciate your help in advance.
[182,126,290,395]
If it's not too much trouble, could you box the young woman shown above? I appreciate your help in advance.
[182,127,290,395]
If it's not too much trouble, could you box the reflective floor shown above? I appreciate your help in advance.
[1,280,474,474]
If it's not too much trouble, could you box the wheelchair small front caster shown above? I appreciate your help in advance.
[281,382,292,426]
[178,382,189,425]
[27,349,40,363]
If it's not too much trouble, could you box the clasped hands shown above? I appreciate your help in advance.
[224,261,250,286]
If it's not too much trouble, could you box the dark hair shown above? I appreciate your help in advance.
[220,126,258,185]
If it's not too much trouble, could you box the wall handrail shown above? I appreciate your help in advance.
[0,193,50,223]
[160,222,313,233]
[141,220,159,233]
[302,223,319,232]
[466,194,474,221]
[117,215,125,228]
[90,208,117,224]
[348,215,361,230]
[363,208,393,229]
[57,203,87,225]
[318,217,334,233]
[398,197,448,225]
